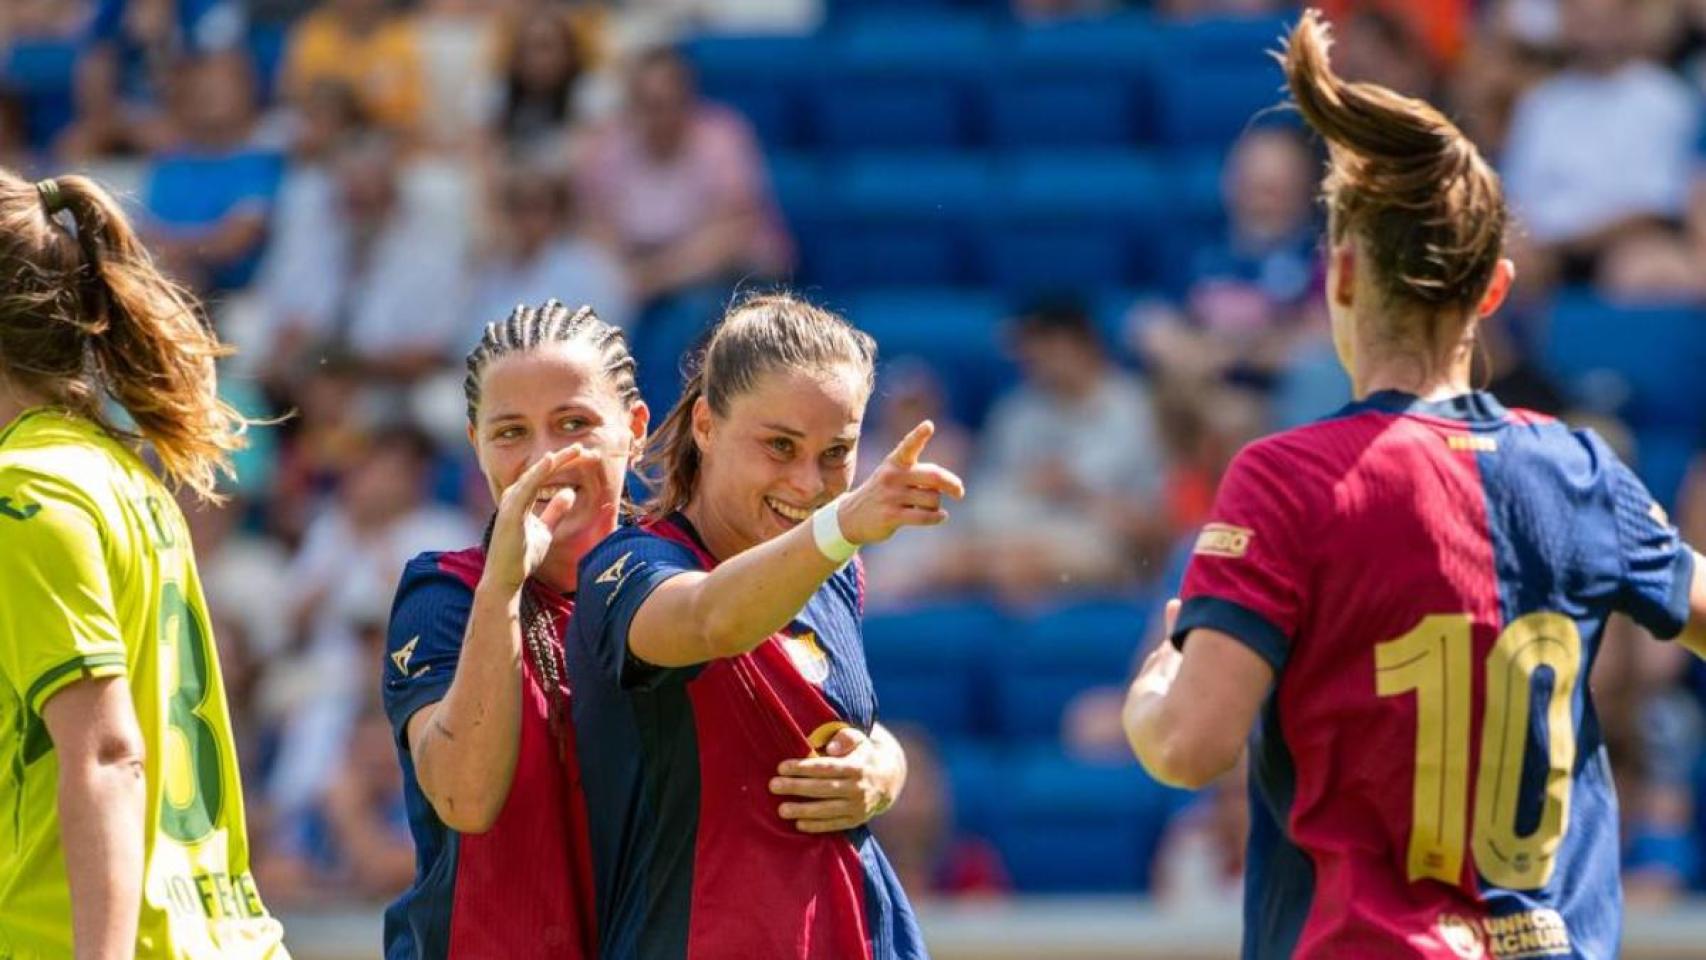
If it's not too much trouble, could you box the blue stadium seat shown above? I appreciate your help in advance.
[1162,13,1294,67]
[1,40,79,149]
[864,599,1010,737]
[984,151,1171,290]
[687,34,823,149]
[941,740,1005,838]
[842,288,1016,428]
[1151,60,1290,150]
[989,14,1156,148]
[987,749,1190,892]
[816,14,994,150]
[1543,291,1706,431]
[803,154,995,289]
[992,598,1148,741]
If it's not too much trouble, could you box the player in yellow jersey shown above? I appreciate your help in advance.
[0,171,288,958]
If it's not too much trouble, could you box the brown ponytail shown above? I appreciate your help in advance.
[0,169,248,501]
[640,292,876,519]
[1280,9,1506,316]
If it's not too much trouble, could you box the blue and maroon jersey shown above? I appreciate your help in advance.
[565,514,926,960]
[381,547,597,960]
[1174,390,1695,960]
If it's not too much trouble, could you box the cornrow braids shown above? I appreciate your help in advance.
[463,298,639,425]
[463,299,641,739]
[479,515,572,740]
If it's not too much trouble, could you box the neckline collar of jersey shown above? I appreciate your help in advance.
[0,405,65,447]
[665,510,716,557]
[1347,389,1512,425]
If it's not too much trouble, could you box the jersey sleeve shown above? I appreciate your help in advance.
[573,527,704,691]
[1604,455,1695,639]
[1171,441,1308,672]
[0,470,128,717]
[382,555,474,747]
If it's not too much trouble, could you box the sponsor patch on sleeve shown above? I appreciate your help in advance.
[1194,522,1253,559]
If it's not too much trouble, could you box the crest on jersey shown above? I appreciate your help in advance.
[391,636,429,678]
[1436,914,1486,960]
[783,630,830,686]
[1194,522,1253,558]
[595,551,636,591]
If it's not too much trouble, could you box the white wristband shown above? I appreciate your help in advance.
[811,495,859,564]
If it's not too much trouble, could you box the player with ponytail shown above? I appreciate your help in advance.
[1125,12,1706,958]
[0,169,284,957]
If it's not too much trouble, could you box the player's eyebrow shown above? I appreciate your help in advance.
[762,422,859,445]
[487,404,589,424]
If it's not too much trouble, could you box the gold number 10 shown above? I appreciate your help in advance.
[1374,612,1581,890]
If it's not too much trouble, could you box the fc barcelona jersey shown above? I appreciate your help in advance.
[566,514,926,960]
[1174,390,1694,960]
[381,547,597,959]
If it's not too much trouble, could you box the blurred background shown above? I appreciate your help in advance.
[9,0,1706,954]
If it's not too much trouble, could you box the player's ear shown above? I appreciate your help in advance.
[1476,258,1515,319]
[690,394,713,455]
[1331,242,1356,309]
[628,401,650,465]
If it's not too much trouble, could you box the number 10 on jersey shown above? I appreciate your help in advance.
[1375,612,1582,891]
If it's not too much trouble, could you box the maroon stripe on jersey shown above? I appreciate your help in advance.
[648,520,874,960]
[432,549,598,960]
[1278,413,1501,957]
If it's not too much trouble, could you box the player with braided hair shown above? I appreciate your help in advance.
[381,299,908,959]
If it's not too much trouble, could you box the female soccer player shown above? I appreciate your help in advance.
[381,300,910,958]
[1123,12,1706,960]
[0,173,287,956]
[565,293,961,959]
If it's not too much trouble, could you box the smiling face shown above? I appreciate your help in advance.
[469,339,648,586]
[688,363,868,556]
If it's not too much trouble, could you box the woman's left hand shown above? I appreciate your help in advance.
[770,727,905,834]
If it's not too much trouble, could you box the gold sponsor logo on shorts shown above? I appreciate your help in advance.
[1193,523,1253,559]
[1436,909,1573,960]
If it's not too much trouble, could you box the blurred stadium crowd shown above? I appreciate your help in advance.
[8,0,1706,913]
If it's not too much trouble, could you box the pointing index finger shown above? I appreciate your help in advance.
[886,420,935,469]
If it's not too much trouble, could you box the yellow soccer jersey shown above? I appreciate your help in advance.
[0,408,287,959]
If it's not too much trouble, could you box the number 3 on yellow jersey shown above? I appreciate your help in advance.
[1376,611,1581,890]
[159,581,224,844]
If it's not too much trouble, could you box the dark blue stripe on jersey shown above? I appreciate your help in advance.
[1172,596,1290,673]
[384,777,457,960]
[1242,694,1312,960]
[1470,413,1625,957]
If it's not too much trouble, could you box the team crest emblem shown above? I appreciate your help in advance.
[1436,913,1485,960]
[783,631,830,686]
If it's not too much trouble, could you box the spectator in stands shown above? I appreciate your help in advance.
[61,0,245,160]
[870,727,1010,901]
[1322,0,1471,69]
[1502,0,1702,292]
[1153,0,1289,17]
[318,629,415,901]
[968,298,1166,602]
[486,4,597,163]
[282,0,425,138]
[1134,126,1320,391]
[469,160,631,333]
[856,360,978,608]
[142,51,279,293]
[267,425,474,840]
[413,0,501,150]
[573,46,792,316]
[257,132,468,385]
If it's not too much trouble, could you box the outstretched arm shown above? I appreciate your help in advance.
[628,422,965,669]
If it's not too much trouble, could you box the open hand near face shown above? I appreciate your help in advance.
[769,726,905,834]
[484,445,586,594]
[836,421,966,546]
